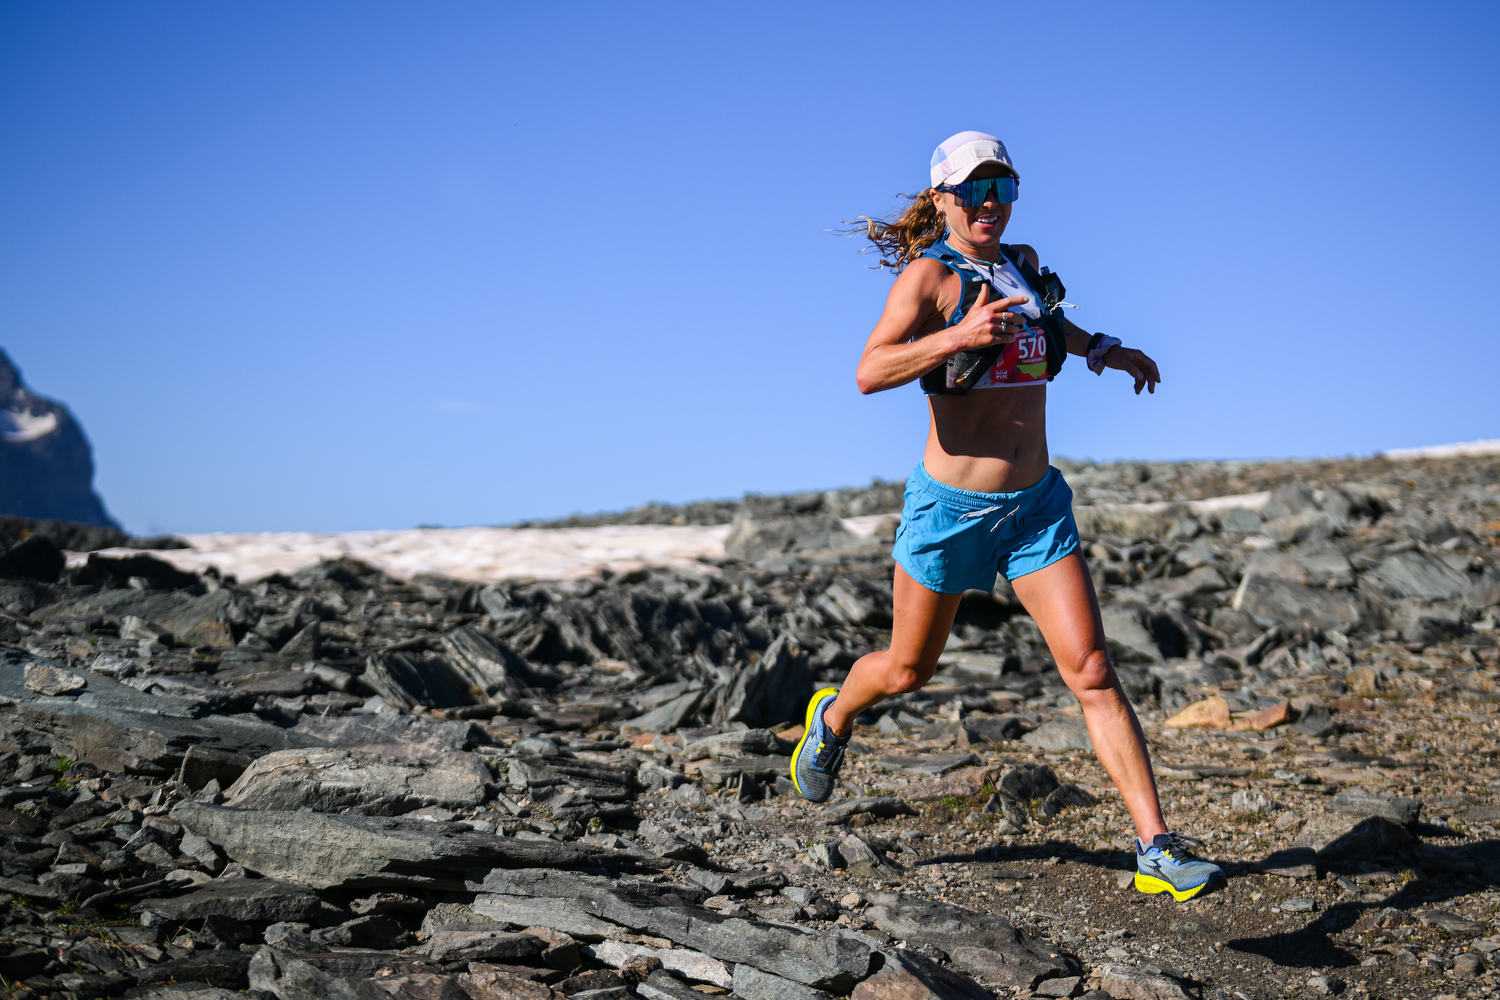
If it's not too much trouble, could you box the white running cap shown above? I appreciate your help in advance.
[930,131,1018,187]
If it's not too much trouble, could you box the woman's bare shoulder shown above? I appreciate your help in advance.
[1008,243,1041,269]
[893,256,951,293]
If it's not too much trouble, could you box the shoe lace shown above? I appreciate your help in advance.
[812,736,847,770]
[1160,832,1207,862]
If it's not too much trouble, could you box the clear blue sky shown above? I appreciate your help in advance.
[2,2,1496,534]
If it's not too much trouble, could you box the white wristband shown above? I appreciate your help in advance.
[1087,335,1122,375]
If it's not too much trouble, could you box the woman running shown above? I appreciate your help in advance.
[790,131,1223,902]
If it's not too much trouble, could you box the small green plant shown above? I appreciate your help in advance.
[53,756,75,773]
[59,901,77,914]
[587,816,603,833]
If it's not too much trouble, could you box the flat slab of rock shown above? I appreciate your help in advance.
[472,894,631,940]
[586,940,731,988]
[172,802,668,891]
[293,712,489,759]
[823,797,918,823]
[24,663,86,695]
[1420,909,1488,935]
[470,868,877,991]
[222,747,491,816]
[871,753,981,777]
[864,892,1073,988]
[131,878,326,924]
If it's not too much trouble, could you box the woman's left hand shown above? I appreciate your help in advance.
[1104,346,1161,395]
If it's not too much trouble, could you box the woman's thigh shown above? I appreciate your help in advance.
[1008,552,1111,686]
[890,564,964,680]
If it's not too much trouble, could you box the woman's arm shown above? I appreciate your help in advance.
[1061,316,1162,395]
[1012,243,1162,396]
[855,258,1031,395]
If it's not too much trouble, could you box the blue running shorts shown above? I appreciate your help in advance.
[892,464,1080,594]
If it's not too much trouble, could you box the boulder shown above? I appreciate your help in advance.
[1020,721,1093,752]
[708,634,811,729]
[222,747,491,816]
[681,728,784,761]
[1364,550,1470,601]
[1097,963,1194,1000]
[1234,576,1365,633]
[996,765,1060,802]
[1292,813,1411,862]
[1164,696,1230,729]
[1326,790,1422,827]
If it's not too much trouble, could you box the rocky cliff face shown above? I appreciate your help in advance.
[0,348,118,528]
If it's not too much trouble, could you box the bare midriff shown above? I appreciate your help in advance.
[916,263,1051,495]
[924,385,1049,494]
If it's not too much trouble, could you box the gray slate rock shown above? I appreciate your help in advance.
[637,971,707,1000]
[292,712,490,760]
[172,801,667,891]
[682,728,784,761]
[0,659,324,777]
[1021,721,1093,752]
[851,947,991,1000]
[733,963,836,1000]
[1097,962,1193,1000]
[997,764,1060,802]
[864,891,1074,988]
[1327,790,1422,827]
[1293,812,1411,862]
[131,878,326,924]
[222,747,491,816]
[469,867,877,991]
[1234,576,1365,633]
[1364,550,1470,601]
[823,797,918,823]
[871,753,981,777]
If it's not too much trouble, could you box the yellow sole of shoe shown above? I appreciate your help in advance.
[1135,871,1211,901]
[789,686,840,798]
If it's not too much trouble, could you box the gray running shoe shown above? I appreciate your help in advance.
[1135,833,1225,901]
[790,687,847,803]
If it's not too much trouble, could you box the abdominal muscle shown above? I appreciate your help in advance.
[924,385,1050,494]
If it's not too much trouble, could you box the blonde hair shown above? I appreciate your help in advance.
[853,189,947,272]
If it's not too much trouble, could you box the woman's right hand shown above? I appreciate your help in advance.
[947,283,1031,353]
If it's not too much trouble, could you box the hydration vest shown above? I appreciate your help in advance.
[917,239,1070,395]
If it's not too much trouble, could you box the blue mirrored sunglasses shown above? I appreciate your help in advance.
[937,176,1019,208]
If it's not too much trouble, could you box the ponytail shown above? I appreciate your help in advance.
[853,189,947,272]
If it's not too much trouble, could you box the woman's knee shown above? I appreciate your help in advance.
[887,658,934,694]
[1064,648,1117,694]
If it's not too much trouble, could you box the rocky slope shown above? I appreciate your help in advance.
[0,349,118,529]
[0,453,1496,1000]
